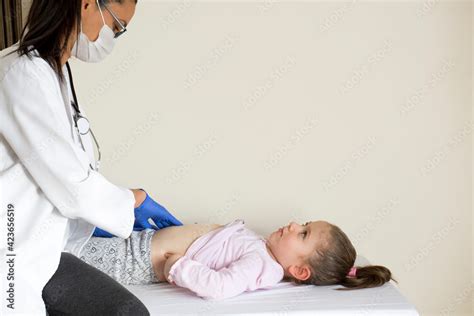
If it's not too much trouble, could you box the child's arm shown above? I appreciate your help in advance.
[165,252,264,300]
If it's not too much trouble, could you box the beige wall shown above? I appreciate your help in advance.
[21,0,31,26]
[68,1,472,315]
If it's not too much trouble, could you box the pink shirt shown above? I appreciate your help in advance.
[167,219,284,300]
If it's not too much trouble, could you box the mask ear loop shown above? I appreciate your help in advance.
[96,0,107,26]
[73,21,83,57]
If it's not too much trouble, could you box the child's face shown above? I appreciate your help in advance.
[265,220,332,281]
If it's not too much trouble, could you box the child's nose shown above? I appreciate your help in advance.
[288,221,299,231]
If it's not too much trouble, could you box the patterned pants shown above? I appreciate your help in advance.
[78,229,159,285]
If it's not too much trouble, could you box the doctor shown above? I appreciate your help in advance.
[0,0,181,314]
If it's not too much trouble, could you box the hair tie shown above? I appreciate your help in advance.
[346,266,357,278]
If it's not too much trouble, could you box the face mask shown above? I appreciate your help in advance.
[72,0,116,63]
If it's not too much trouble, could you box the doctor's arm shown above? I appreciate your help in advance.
[0,62,135,239]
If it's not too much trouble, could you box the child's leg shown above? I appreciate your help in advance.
[78,229,159,285]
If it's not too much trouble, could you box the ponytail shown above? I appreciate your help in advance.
[336,265,398,291]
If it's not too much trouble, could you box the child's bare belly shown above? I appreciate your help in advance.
[150,223,223,282]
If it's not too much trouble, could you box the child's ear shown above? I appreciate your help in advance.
[288,264,311,281]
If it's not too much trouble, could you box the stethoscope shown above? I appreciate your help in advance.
[65,61,101,172]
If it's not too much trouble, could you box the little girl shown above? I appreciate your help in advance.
[77,219,397,300]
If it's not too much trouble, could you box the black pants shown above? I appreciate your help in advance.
[42,252,150,316]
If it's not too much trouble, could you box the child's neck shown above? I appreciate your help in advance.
[264,240,278,262]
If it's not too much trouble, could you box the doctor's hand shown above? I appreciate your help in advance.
[92,227,116,238]
[133,189,183,231]
[92,189,182,238]
[91,220,156,238]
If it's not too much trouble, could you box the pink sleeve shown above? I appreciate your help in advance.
[167,253,264,300]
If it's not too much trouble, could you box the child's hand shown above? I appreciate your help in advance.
[163,253,183,284]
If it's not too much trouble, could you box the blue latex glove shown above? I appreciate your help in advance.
[92,221,146,238]
[92,227,116,238]
[92,189,182,238]
[133,189,183,230]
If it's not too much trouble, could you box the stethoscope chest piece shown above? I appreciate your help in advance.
[75,114,90,135]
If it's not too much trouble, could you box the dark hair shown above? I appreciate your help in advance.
[284,222,398,290]
[13,0,137,81]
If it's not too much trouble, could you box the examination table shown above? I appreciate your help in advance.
[123,255,420,315]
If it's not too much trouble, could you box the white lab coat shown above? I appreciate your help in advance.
[0,44,135,315]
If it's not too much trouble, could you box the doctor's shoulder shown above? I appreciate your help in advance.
[0,43,58,87]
